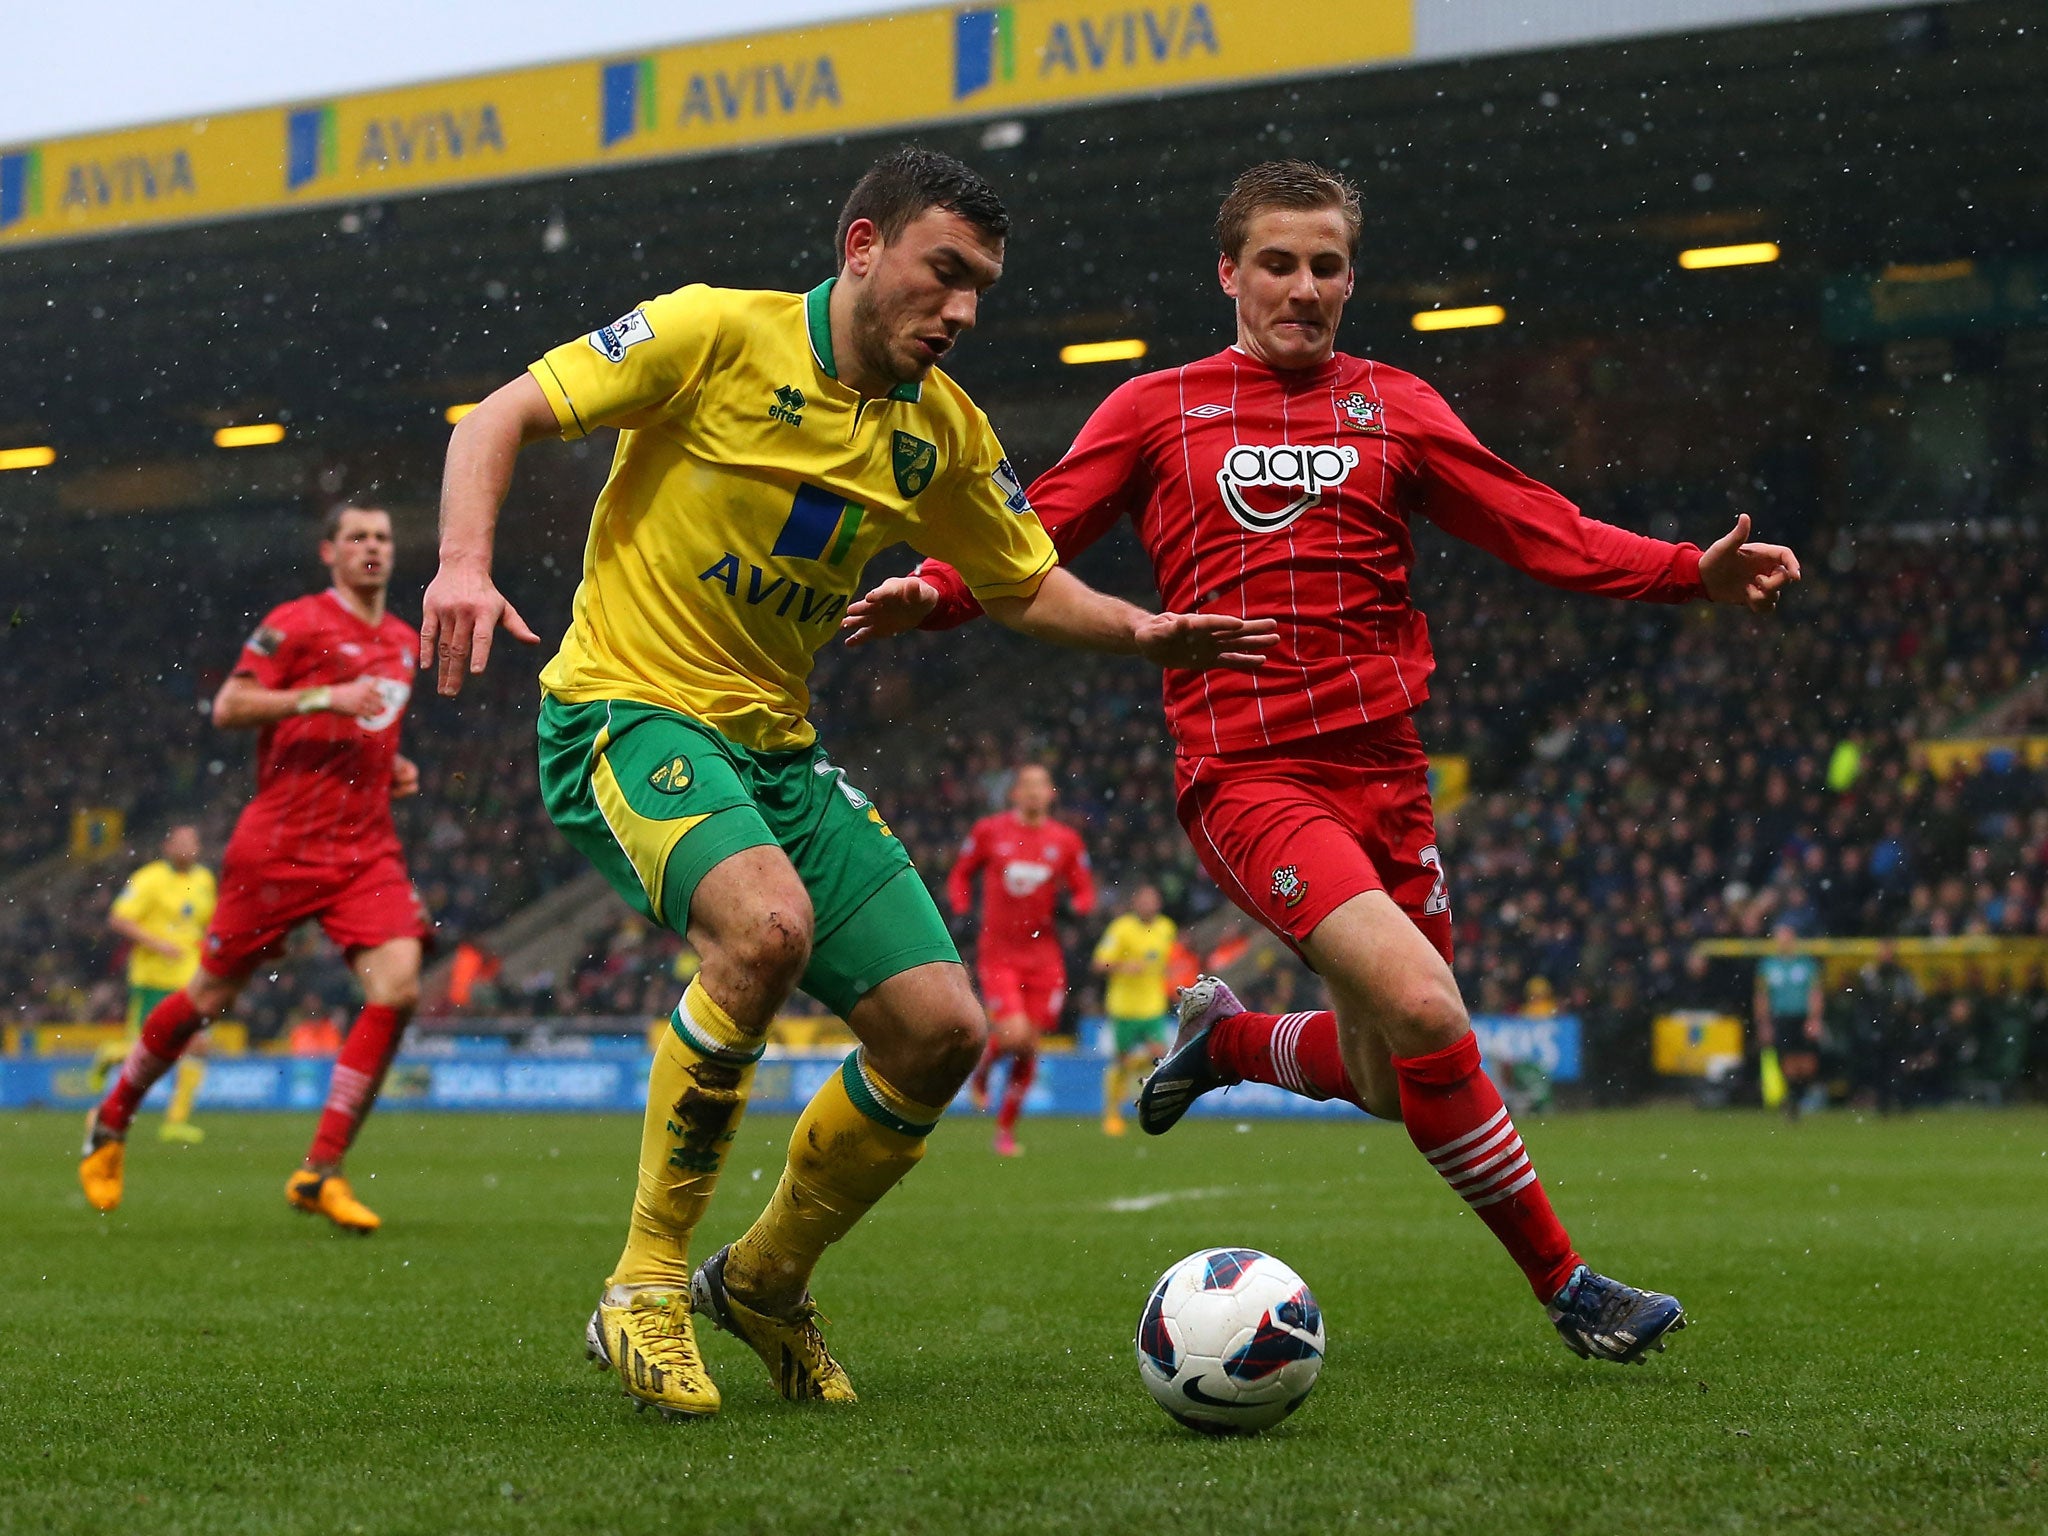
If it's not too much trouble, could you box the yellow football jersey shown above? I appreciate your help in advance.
[1094,913,1178,1022]
[530,280,1058,751]
[111,859,216,990]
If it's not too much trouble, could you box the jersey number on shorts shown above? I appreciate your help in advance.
[1419,844,1450,916]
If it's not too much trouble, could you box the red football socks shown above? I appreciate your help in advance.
[1394,1032,1580,1300]
[98,990,207,1134]
[995,1047,1037,1136]
[1207,1009,1364,1109]
[307,1004,408,1165]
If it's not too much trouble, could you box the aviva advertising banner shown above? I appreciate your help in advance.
[0,1,1412,249]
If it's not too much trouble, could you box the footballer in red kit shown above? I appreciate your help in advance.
[80,505,434,1234]
[949,764,1097,1155]
[847,160,1800,1362]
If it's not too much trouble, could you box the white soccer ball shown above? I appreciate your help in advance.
[1135,1247,1325,1435]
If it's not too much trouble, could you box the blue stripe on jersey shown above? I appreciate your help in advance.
[773,483,848,561]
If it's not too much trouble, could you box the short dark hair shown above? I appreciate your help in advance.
[835,147,1009,263]
[321,502,387,540]
[1216,159,1362,261]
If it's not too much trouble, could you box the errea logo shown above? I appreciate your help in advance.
[1216,443,1358,533]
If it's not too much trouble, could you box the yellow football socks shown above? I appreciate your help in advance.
[727,1049,944,1312]
[167,1058,205,1126]
[608,980,764,1292]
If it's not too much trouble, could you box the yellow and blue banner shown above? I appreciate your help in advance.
[0,0,1413,248]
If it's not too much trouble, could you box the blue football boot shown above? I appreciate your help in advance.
[1547,1265,1686,1364]
[1137,975,1243,1135]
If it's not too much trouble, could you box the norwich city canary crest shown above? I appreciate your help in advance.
[892,431,938,498]
[649,756,691,794]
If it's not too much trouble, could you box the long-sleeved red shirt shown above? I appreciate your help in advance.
[948,810,1096,959]
[918,348,1706,756]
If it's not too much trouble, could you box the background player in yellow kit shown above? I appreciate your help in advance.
[96,824,216,1142]
[1092,883,1176,1137]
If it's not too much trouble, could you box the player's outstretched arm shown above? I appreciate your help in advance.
[981,568,1277,672]
[1698,513,1801,613]
[420,374,557,697]
[212,675,385,729]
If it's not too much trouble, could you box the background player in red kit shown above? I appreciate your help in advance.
[80,505,433,1233]
[948,763,1096,1155]
[846,161,1800,1363]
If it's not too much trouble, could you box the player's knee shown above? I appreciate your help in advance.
[370,975,422,1015]
[725,907,813,995]
[914,999,988,1086]
[1386,980,1469,1056]
[188,972,238,1017]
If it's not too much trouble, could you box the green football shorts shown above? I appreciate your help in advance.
[537,696,958,1019]
[1111,1012,1176,1057]
[126,985,174,1032]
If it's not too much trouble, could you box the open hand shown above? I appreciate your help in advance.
[1700,514,1801,612]
[1134,612,1280,672]
[419,561,541,696]
[842,576,940,648]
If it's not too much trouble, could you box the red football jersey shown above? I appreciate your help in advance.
[918,349,1706,755]
[948,811,1097,955]
[225,588,417,869]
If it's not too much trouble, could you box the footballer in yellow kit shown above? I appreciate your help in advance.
[424,148,1274,1423]
[1093,884,1178,1135]
[98,824,216,1142]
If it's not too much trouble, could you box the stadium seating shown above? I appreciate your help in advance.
[5,482,2044,1104]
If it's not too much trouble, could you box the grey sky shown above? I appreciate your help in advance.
[0,0,899,143]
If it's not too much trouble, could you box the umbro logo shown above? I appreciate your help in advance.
[1185,403,1231,419]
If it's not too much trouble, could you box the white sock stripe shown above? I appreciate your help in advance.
[1466,1167,1540,1209]
[1421,1105,1508,1163]
[1454,1149,1532,1199]
[1281,1016,1311,1090]
[1444,1133,1526,1186]
[323,1063,375,1117]
[1449,1138,1531,1196]
[1441,1122,1523,1187]
[1268,1014,1302,1092]
[1431,1117,1517,1173]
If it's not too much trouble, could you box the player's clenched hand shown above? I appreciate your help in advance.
[1700,513,1801,613]
[327,678,388,718]
[419,561,540,696]
[841,576,940,648]
[390,753,421,799]
[1134,612,1280,672]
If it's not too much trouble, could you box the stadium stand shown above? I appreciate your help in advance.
[8,473,2043,1105]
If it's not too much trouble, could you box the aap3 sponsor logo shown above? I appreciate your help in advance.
[1215,442,1357,533]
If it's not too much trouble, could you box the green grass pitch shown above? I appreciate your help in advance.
[3,1105,2043,1535]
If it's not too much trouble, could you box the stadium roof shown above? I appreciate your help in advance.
[0,0,2038,518]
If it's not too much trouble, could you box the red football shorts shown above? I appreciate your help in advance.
[1175,716,1453,964]
[976,951,1068,1034]
[201,849,433,977]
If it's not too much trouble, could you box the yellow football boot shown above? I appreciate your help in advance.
[159,1121,206,1145]
[584,1290,721,1420]
[285,1170,380,1234]
[691,1245,856,1404]
[78,1114,125,1213]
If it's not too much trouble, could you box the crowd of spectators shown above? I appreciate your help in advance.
[4,486,2044,1098]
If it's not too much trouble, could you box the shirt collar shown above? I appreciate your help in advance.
[804,278,923,403]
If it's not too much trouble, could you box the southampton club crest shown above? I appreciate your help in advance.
[1336,392,1385,433]
[1271,865,1308,908]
